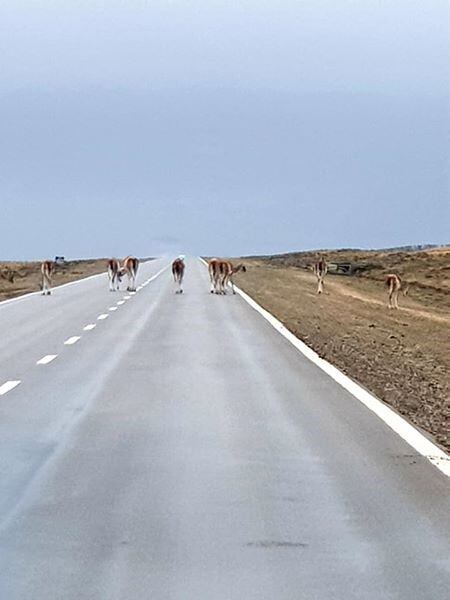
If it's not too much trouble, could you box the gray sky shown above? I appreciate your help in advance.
[0,0,448,259]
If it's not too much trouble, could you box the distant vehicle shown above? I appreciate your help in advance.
[327,262,370,276]
[55,256,66,266]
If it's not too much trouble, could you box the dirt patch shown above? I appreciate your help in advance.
[257,247,450,311]
[0,259,108,302]
[233,250,449,452]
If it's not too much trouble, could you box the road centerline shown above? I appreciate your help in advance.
[64,336,81,346]
[36,355,58,365]
[0,380,21,395]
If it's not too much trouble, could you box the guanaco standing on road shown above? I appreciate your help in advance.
[172,257,185,294]
[41,261,54,296]
[122,256,139,292]
[219,260,246,295]
[107,258,122,291]
[208,258,221,294]
[207,259,247,295]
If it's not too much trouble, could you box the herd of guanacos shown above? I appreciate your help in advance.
[38,256,246,297]
[312,257,409,309]
[38,255,408,309]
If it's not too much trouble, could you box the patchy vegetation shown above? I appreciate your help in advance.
[0,259,108,302]
[256,247,450,311]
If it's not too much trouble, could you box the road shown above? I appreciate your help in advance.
[0,257,448,599]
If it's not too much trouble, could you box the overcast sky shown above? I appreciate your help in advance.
[0,0,448,259]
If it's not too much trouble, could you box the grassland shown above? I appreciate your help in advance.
[0,259,107,302]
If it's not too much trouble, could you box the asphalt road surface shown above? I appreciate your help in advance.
[0,257,448,599]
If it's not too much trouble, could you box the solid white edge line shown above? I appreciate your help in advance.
[0,380,21,395]
[83,324,96,331]
[37,354,58,365]
[0,272,107,308]
[198,257,450,477]
[0,258,163,308]
[64,336,81,345]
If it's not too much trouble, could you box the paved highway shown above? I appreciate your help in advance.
[0,257,448,599]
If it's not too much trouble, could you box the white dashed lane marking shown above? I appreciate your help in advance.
[0,264,168,399]
[37,355,58,365]
[64,336,81,346]
[0,380,21,396]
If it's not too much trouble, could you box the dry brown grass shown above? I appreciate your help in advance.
[0,259,108,302]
